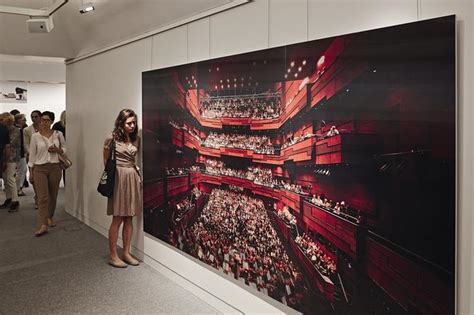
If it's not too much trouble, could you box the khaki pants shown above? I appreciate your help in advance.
[33,163,62,227]
[4,162,18,202]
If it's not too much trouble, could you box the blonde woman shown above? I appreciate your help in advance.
[28,111,66,236]
[52,110,66,138]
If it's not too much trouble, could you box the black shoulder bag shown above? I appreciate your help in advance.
[97,140,116,198]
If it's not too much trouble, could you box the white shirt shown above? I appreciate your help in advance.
[23,124,39,155]
[28,131,66,167]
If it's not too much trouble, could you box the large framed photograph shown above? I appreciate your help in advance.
[143,16,455,314]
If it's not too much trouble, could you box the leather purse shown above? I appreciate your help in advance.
[56,131,72,170]
[58,153,72,170]
[97,139,116,198]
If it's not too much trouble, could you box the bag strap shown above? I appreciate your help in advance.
[55,130,62,150]
[109,138,116,161]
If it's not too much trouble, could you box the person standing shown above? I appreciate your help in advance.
[28,111,66,236]
[14,113,28,196]
[103,109,141,268]
[24,110,41,206]
[52,110,66,185]
[0,113,21,212]
[24,110,41,155]
[52,110,66,137]
[0,115,10,208]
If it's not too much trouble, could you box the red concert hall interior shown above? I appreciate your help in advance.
[142,17,455,315]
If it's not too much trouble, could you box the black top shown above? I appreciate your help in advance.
[0,124,10,149]
[52,122,65,138]
[0,124,10,164]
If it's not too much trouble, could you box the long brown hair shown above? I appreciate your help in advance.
[113,109,138,142]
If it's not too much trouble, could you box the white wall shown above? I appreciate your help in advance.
[0,83,65,125]
[0,57,65,124]
[65,0,473,313]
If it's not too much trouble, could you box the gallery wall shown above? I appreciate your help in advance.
[65,0,473,313]
[0,56,65,124]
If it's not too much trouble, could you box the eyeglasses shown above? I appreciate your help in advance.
[41,118,52,123]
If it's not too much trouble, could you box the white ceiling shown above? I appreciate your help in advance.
[0,0,232,59]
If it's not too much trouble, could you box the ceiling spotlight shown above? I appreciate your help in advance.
[284,74,288,79]
[302,60,307,66]
[298,66,302,72]
[290,61,295,67]
[80,2,95,14]
[216,67,220,71]
[294,73,298,78]
[287,68,291,73]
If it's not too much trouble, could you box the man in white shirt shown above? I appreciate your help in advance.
[23,110,41,207]
[23,110,41,158]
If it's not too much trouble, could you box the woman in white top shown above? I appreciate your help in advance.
[28,111,66,237]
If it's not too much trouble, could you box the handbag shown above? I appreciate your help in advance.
[58,153,72,170]
[56,131,72,170]
[97,139,116,198]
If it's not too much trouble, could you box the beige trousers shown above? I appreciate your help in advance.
[4,162,18,202]
[33,163,62,227]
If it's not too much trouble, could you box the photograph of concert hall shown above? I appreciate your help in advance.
[142,15,455,314]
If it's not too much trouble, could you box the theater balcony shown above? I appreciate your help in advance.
[193,171,280,199]
[315,133,380,165]
[269,210,336,301]
[179,130,316,166]
[143,179,165,211]
[302,201,360,260]
[281,136,316,164]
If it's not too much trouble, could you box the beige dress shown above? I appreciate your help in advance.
[104,135,142,216]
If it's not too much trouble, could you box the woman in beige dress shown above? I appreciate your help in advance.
[104,109,141,268]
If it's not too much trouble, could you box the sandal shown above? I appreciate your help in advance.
[108,259,128,268]
[35,226,48,237]
[122,256,140,266]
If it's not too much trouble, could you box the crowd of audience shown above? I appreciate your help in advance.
[281,125,340,150]
[165,167,189,176]
[173,197,195,223]
[177,189,308,308]
[203,159,276,188]
[276,206,297,226]
[281,133,314,150]
[280,180,307,195]
[295,233,337,278]
[200,96,282,120]
[310,194,361,223]
[200,160,309,194]
[172,188,202,224]
[202,132,276,155]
